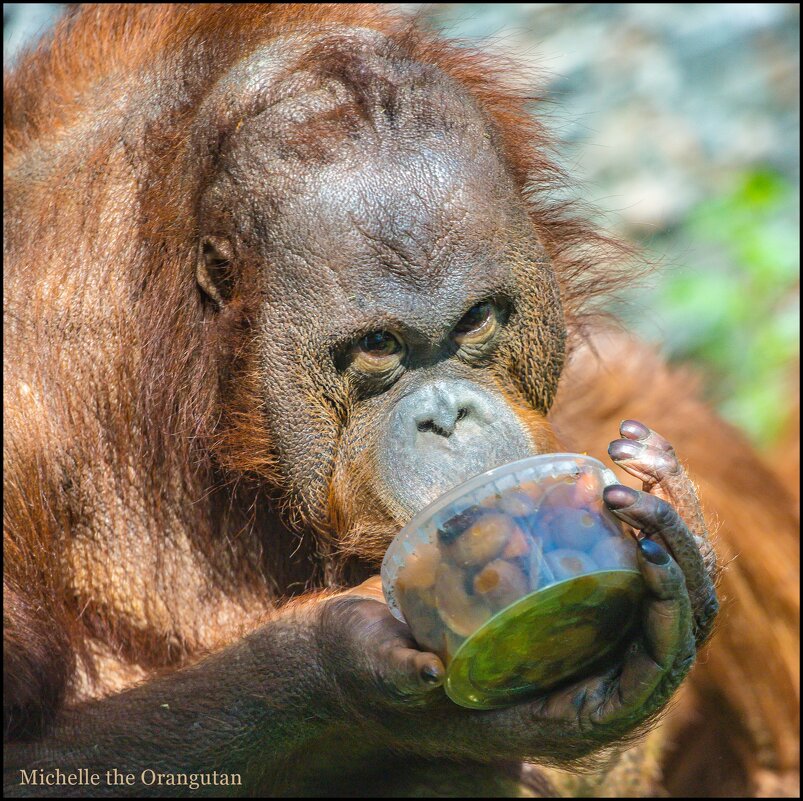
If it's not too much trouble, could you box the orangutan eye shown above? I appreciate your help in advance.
[358,331,402,357]
[453,301,496,345]
[349,330,405,375]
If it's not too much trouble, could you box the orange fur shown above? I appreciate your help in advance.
[4,4,798,795]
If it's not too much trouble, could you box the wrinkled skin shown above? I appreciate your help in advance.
[194,34,565,539]
[4,20,719,799]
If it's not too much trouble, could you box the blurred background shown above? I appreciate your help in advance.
[5,3,800,447]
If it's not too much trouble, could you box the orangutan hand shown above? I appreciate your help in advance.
[316,420,718,764]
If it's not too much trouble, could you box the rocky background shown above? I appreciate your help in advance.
[5,3,800,445]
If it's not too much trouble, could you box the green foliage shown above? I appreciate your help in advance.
[629,170,800,444]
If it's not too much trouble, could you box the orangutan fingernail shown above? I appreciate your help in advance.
[603,485,639,509]
[421,665,443,685]
[639,538,670,565]
[621,420,650,440]
[608,440,644,460]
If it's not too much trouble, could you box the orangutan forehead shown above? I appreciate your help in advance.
[199,27,496,173]
[196,27,536,323]
[272,141,519,269]
[247,139,535,340]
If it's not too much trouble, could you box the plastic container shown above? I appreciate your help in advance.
[381,453,645,710]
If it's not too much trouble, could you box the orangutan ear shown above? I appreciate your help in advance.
[197,236,235,307]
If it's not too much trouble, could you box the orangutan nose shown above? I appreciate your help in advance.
[381,379,532,513]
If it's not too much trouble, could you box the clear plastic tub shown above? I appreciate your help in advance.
[381,453,645,709]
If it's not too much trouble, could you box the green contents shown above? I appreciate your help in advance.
[445,570,644,709]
